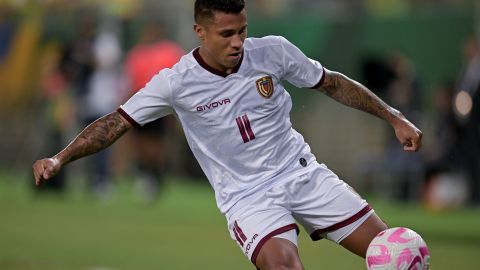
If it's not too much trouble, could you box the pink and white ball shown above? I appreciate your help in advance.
[366,227,430,270]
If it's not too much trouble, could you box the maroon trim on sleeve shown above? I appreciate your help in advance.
[310,205,373,241]
[193,47,243,78]
[310,67,326,89]
[117,107,141,128]
[250,224,299,266]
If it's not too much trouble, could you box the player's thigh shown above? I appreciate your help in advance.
[226,190,299,267]
[339,212,388,258]
[292,163,372,241]
[256,237,304,270]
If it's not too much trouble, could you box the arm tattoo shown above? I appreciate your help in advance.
[318,70,399,122]
[55,111,131,165]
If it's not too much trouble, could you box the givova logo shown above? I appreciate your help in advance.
[196,98,231,112]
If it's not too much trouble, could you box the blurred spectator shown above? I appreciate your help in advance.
[424,83,461,174]
[59,17,96,194]
[60,17,96,110]
[81,25,126,199]
[382,52,425,201]
[358,53,424,200]
[60,17,126,199]
[454,37,480,205]
[124,21,184,202]
[422,82,468,210]
[35,42,74,194]
[385,52,423,119]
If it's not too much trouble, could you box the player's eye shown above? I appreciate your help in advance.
[220,31,234,38]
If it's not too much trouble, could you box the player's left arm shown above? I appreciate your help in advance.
[315,68,422,152]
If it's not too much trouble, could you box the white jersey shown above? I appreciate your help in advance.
[119,36,325,213]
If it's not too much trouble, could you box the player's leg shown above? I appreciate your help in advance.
[255,231,304,270]
[225,183,304,269]
[338,212,387,257]
[290,162,387,259]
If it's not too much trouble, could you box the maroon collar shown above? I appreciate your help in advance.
[193,47,243,78]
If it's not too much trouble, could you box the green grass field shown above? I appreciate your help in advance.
[1,171,480,270]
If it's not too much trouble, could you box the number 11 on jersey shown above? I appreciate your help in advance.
[235,114,255,143]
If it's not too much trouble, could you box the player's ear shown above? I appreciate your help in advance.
[193,23,205,41]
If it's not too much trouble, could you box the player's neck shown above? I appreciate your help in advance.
[198,47,233,74]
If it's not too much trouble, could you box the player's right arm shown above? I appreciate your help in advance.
[32,111,133,186]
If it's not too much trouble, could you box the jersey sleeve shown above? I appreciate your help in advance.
[118,70,174,127]
[279,36,325,88]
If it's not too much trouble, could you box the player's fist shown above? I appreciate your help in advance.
[32,158,61,186]
[392,116,422,152]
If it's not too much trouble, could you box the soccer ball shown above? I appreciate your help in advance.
[366,227,430,270]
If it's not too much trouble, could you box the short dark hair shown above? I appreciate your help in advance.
[194,0,245,23]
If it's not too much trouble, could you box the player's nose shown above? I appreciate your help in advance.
[231,34,243,49]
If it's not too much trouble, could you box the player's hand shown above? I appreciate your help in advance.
[392,115,422,152]
[32,158,61,186]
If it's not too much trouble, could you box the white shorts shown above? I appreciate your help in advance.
[225,161,373,266]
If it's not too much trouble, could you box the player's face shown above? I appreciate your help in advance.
[194,9,248,73]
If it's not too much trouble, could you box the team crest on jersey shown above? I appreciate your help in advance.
[256,76,274,98]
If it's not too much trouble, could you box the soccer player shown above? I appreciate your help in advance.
[33,0,423,269]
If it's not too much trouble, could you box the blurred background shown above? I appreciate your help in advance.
[1,0,480,269]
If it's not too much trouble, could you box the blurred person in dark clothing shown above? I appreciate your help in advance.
[60,17,117,199]
[383,52,425,201]
[360,53,425,201]
[124,22,184,201]
[424,83,461,174]
[60,18,96,106]
[422,82,469,210]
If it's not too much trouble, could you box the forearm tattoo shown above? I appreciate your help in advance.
[56,111,130,165]
[318,71,398,122]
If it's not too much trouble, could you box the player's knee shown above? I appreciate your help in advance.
[340,213,388,258]
[257,250,303,270]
